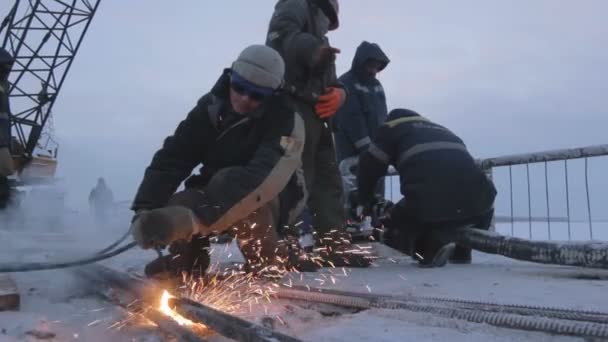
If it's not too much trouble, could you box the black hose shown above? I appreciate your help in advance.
[95,227,133,255]
[452,228,608,269]
[0,242,137,273]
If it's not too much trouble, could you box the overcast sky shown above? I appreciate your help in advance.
[2,1,607,209]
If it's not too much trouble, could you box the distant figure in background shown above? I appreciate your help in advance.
[89,177,114,224]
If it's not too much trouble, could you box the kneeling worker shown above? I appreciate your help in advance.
[357,108,496,267]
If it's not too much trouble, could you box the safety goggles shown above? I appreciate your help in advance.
[230,72,274,102]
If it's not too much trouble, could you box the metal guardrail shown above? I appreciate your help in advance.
[478,145,608,169]
[386,144,608,241]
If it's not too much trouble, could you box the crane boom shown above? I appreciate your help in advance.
[1,0,100,180]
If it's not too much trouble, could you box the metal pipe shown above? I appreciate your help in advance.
[279,285,608,324]
[509,165,514,235]
[479,144,608,169]
[384,144,608,176]
[565,160,572,240]
[74,265,205,342]
[584,158,593,239]
[544,161,551,239]
[145,309,208,342]
[526,163,532,238]
[274,286,608,339]
[169,297,302,342]
[75,264,301,342]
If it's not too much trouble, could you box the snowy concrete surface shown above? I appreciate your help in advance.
[1,208,607,341]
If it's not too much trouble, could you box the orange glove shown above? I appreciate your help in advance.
[315,87,345,119]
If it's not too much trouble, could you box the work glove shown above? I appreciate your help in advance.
[370,199,393,227]
[311,44,340,75]
[315,87,345,119]
[356,197,393,223]
[130,206,204,249]
[0,147,13,177]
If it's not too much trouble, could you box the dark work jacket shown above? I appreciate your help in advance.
[266,0,340,104]
[357,109,496,222]
[132,70,306,232]
[334,41,390,163]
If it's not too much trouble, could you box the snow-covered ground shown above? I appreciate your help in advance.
[1,206,607,341]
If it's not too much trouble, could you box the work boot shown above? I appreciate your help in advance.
[144,235,211,282]
[0,176,10,210]
[213,233,234,244]
[284,240,322,272]
[242,238,320,279]
[416,239,456,268]
[314,231,373,268]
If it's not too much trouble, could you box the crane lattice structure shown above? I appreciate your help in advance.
[0,0,100,172]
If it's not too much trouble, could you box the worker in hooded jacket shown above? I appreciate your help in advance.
[334,41,390,227]
[334,41,390,165]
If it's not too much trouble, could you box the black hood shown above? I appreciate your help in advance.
[310,0,339,30]
[210,69,232,98]
[387,108,421,121]
[351,41,389,77]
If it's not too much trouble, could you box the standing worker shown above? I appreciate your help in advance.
[266,0,371,267]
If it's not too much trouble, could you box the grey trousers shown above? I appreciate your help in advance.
[291,99,345,234]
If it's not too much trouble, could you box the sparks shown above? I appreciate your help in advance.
[87,319,101,327]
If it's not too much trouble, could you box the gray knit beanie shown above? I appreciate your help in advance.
[231,45,285,90]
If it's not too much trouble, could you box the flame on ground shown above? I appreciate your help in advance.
[159,290,195,326]
[153,236,375,327]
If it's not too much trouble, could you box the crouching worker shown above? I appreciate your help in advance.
[357,109,497,268]
[130,45,316,280]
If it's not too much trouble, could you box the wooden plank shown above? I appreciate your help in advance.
[0,274,20,311]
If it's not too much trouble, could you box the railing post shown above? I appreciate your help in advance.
[483,167,496,232]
